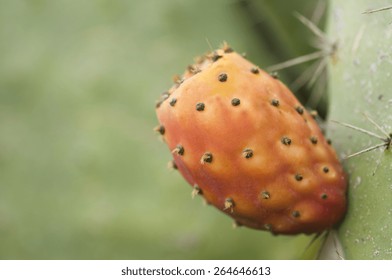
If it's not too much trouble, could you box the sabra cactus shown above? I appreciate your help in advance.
[324,0,392,259]
[154,0,391,259]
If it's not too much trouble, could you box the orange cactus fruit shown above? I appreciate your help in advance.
[155,44,347,235]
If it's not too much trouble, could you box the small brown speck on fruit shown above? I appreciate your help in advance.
[231,98,240,106]
[327,139,332,145]
[224,198,234,213]
[192,184,202,198]
[295,174,303,181]
[155,100,163,108]
[270,72,279,79]
[188,65,201,75]
[196,102,205,111]
[155,92,170,108]
[271,99,280,107]
[167,160,177,170]
[169,98,177,107]
[295,106,304,115]
[281,136,292,146]
[154,125,165,135]
[211,52,223,62]
[242,148,253,159]
[222,42,233,53]
[200,152,213,164]
[218,73,228,82]
[174,78,184,88]
[321,193,328,200]
[292,210,300,218]
[323,166,329,173]
[172,74,181,84]
[261,191,270,199]
[250,67,259,74]
[161,91,170,98]
[172,145,184,156]
[310,136,318,144]
[232,220,242,228]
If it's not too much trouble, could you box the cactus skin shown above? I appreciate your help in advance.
[156,46,347,235]
[327,0,392,259]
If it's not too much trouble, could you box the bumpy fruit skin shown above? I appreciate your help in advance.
[155,46,347,235]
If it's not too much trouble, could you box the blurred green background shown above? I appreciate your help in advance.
[0,0,326,259]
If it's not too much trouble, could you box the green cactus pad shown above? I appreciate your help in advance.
[327,0,392,259]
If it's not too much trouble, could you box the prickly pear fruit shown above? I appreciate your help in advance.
[155,44,347,235]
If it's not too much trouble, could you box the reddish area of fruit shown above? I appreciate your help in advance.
[155,45,347,235]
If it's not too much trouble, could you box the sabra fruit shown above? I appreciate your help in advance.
[155,44,347,235]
